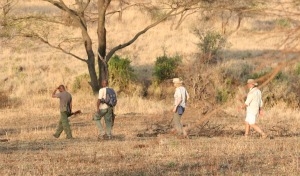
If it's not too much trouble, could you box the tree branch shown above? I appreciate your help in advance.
[28,32,86,62]
[106,1,198,60]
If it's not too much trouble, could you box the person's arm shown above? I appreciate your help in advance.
[259,91,263,115]
[96,99,101,111]
[52,87,59,98]
[70,98,73,113]
[173,89,182,112]
[241,92,253,109]
[96,88,104,111]
[186,89,190,101]
[240,104,247,109]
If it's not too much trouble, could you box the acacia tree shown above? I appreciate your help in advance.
[31,0,200,93]
[2,0,299,93]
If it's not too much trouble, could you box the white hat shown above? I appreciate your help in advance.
[173,78,183,84]
[247,79,258,86]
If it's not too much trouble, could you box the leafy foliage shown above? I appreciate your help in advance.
[108,55,136,90]
[275,18,291,28]
[72,73,90,93]
[216,88,230,104]
[295,62,300,75]
[195,30,226,63]
[153,55,182,83]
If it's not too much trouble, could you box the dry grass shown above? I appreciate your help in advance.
[1,98,300,175]
[1,0,300,175]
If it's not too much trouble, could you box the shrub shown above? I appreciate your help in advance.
[194,30,226,63]
[0,91,9,108]
[221,61,254,84]
[275,18,291,28]
[216,88,230,104]
[153,55,182,84]
[72,73,90,93]
[108,55,136,90]
[295,63,300,75]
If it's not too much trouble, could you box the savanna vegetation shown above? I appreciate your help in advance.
[0,0,300,175]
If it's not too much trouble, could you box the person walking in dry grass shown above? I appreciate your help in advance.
[52,85,73,139]
[92,80,114,140]
[172,78,189,138]
[240,79,267,139]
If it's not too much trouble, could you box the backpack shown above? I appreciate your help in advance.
[104,88,117,107]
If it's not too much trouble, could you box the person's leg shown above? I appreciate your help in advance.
[250,124,267,138]
[245,113,256,137]
[103,107,113,138]
[53,114,64,138]
[61,111,73,139]
[245,122,250,136]
[93,110,106,137]
[172,113,183,135]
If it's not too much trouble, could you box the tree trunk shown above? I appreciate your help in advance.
[82,31,99,93]
[97,0,111,88]
[86,51,99,93]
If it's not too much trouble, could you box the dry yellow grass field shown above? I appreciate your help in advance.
[1,0,300,175]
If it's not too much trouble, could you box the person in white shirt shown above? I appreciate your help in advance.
[93,80,114,140]
[241,79,267,138]
[172,78,189,137]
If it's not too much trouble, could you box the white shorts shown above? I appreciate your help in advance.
[245,113,257,125]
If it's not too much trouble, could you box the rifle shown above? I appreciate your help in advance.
[68,110,82,118]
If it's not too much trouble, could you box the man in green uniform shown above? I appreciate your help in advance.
[52,85,73,139]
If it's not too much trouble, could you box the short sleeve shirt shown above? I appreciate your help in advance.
[56,91,72,112]
[174,86,188,108]
[98,87,109,110]
[245,87,263,115]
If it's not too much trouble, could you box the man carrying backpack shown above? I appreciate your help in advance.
[92,80,116,140]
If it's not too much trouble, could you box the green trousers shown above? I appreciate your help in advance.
[93,107,113,137]
[172,113,183,135]
[54,111,73,139]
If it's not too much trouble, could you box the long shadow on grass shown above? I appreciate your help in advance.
[0,139,72,153]
[0,121,91,137]
[67,151,299,175]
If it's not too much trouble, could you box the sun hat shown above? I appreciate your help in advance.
[247,79,258,86]
[173,78,183,84]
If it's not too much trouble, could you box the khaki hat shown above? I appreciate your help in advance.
[173,78,183,84]
[247,79,258,86]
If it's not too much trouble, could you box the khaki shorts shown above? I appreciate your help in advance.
[245,113,257,125]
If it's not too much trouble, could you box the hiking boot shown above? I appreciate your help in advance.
[97,134,103,140]
[103,135,112,140]
[53,134,59,138]
[98,134,109,140]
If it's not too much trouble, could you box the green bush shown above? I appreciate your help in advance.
[108,55,135,90]
[295,63,300,75]
[276,18,291,28]
[221,61,254,83]
[72,73,90,93]
[216,88,230,104]
[153,55,182,83]
[194,30,226,63]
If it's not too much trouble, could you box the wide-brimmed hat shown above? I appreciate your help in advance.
[173,78,183,84]
[247,79,258,86]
